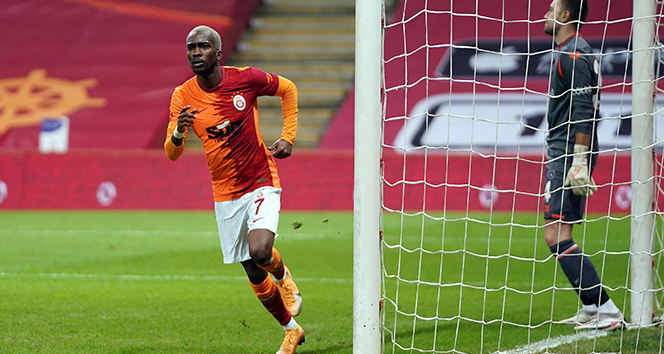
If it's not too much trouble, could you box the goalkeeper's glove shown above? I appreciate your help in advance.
[564,144,598,197]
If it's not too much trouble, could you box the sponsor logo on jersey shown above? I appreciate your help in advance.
[206,120,243,140]
[217,120,230,130]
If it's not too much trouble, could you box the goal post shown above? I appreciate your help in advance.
[353,0,382,352]
[631,0,657,327]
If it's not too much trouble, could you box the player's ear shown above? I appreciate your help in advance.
[560,9,571,23]
[217,50,223,60]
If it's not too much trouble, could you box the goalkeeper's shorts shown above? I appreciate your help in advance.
[542,166,586,222]
[214,186,281,264]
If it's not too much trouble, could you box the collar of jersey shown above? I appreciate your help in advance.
[558,33,583,50]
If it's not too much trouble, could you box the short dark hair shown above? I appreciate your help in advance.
[561,0,589,30]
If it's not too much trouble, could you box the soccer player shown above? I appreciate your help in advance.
[164,25,304,353]
[542,0,624,330]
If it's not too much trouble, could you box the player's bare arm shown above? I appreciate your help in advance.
[575,131,590,147]
[269,139,293,159]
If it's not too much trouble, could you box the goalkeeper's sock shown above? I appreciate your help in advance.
[597,298,621,315]
[258,247,286,281]
[583,304,598,314]
[250,274,292,326]
[550,239,610,307]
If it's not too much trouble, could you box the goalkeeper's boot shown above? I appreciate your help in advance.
[575,312,625,331]
[558,308,596,325]
[276,266,302,317]
[276,324,305,354]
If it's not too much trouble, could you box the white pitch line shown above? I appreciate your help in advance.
[0,272,351,284]
[492,330,609,354]
[0,229,217,237]
[0,229,550,243]
[0,229,347,240]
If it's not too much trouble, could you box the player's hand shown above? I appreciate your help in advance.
[176,105,198,133]
[564,144,598,197]
[564,165,597,196]
[268,139,292,159]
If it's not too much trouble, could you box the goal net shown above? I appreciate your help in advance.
[354,0,664,352]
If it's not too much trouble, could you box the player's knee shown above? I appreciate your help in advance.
[248,229,275,265]
[544,231,560,248]
[250,246,272,266]
[544,220,572,248]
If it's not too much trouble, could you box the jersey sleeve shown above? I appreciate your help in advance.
[164,87,187,161]
[560,52,598,136]
[249,68,298,144]
[275,75,298,144]
[250,67,280,96]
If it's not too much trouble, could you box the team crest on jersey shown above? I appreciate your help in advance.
[233,94,246,111]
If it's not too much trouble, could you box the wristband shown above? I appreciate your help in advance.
[572,144,589,165]
[173,128,185,139]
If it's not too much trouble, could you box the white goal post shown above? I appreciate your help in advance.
[631,0,656,327]
[354,0,382,353]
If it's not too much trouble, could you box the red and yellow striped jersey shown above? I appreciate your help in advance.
[164,66,298,202]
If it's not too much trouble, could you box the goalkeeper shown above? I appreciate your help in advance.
[542,0,623,330]
[164,26,304,353]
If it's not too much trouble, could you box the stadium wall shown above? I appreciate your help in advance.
[0,0,262,149]
[0,150,636,213]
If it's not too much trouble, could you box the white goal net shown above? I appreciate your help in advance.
[354,0,664,353]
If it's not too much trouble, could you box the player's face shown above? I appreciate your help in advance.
[186,32,221,76]
[543,0,563,36]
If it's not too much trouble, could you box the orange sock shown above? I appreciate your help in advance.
[250,275,291,326]
[259,247,286,281]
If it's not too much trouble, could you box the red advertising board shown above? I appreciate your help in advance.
[0,150,640,214]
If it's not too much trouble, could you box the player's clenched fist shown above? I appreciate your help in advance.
[269,139,293,159]
[177,105,198,133]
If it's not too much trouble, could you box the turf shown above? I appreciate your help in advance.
[0,210,660,353]
[380,211,645,353]
[554,327,664,354]
[0,211,353,354]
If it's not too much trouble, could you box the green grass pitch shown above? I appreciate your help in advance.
[0,211,352,353]
[0,210,661,353]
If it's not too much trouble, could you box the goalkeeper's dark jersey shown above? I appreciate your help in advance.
[546,34,600,171]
